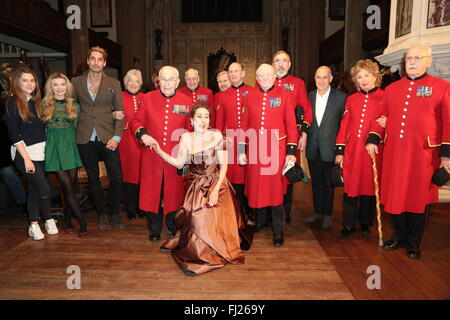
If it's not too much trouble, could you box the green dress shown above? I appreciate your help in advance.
[44,100,83,172]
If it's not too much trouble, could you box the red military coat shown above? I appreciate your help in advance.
[131,90,192,214]
[369,74,450,214]
[275,74,313,129]
[179,85,215,126]
[335,88,384,197]
[118,91,145,184]
[215,83,255,184]
[241,86,298,208]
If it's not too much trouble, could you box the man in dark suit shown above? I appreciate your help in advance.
[305,66,346,229]
[72,46,125,231]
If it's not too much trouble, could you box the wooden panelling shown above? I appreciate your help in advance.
[0,0,70,52]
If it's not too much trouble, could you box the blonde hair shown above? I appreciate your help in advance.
[42,72,77,122]
[123,69,143,87]
[350,59,382,90]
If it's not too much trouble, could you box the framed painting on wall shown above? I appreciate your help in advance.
[395,0,413,38]
[90,0,112,28]
[427,0,450,28]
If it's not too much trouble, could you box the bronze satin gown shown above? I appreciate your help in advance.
[162,144,254,276]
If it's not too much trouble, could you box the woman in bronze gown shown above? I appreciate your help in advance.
[152,104,253,276]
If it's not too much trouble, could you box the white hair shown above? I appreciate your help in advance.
[123,69,142,86]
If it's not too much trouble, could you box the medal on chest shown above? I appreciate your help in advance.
[270,97,281,107]
[416,86,433,97]
[172,104,189,115]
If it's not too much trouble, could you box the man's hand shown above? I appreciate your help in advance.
[238,153,247,166]
[335,155,344,168]
[376,116,387,128]
[442,157,450,174]
[298,132,307,151]
[112,111,124,120]
[106,138,118,151]
[285,155,296,165]
[141,134,156,149]
[366,143,378,156]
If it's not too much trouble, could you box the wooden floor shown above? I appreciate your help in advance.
[0,182,448,300]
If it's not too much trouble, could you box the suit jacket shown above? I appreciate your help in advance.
[72,72,124,144]
[306,88,347,162]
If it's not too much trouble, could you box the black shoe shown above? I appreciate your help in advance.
[338,227,356,238]
[183,269,198,277]
[137,211,146,219]
[273,237,284,247]
[406,245,421,259]
[254,225,264,233]
[111,214,124,229]
[127,212,136,220]
[168,229,177,237]
[149,234,161,242]
[383,239,403,251]
[360,224,370,235]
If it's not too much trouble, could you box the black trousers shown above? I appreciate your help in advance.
[283,183,294,219]
[146,178,177,235]
[255,205,284,238]
[231,183,251,218]
[308,157,335,216]
[391,211,427,247]
[342,194,375,228]
[123,182,140,214]
[14,154,51,222]
[77,141,122,216]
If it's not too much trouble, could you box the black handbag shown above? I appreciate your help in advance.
[284,162,308,183]
[330,164,344,187]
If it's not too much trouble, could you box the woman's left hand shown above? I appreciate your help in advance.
[208,188,220,207]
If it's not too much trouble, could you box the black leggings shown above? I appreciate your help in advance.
[55,169,87,232]
[14,154,51,222]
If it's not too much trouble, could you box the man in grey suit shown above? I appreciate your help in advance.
[304,66,346,229]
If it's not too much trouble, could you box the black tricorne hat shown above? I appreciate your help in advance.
[432,167,450,187]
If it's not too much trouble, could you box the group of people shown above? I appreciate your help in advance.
[1,44,448,277]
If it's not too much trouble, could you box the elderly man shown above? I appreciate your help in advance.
[304,66,347,229]
[132,66,191,242]
[72,46,125,230]
[366,45,450,259]
[179,68,214,126]
[272,50,313,223]
[240,63,298,246]
[213,71,231,127]
[215,62,255,218]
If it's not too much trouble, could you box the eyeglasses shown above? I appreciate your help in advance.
[404,55,430,62]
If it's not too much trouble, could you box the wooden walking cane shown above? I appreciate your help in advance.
[370,152,384,246]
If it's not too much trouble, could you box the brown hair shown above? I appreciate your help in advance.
[350,59,382,90]
[9,66,41,122]
[87,46,108,61]
[190,103,211,118]
[41,72,77,122]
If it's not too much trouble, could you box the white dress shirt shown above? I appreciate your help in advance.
[315,87,331,127]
